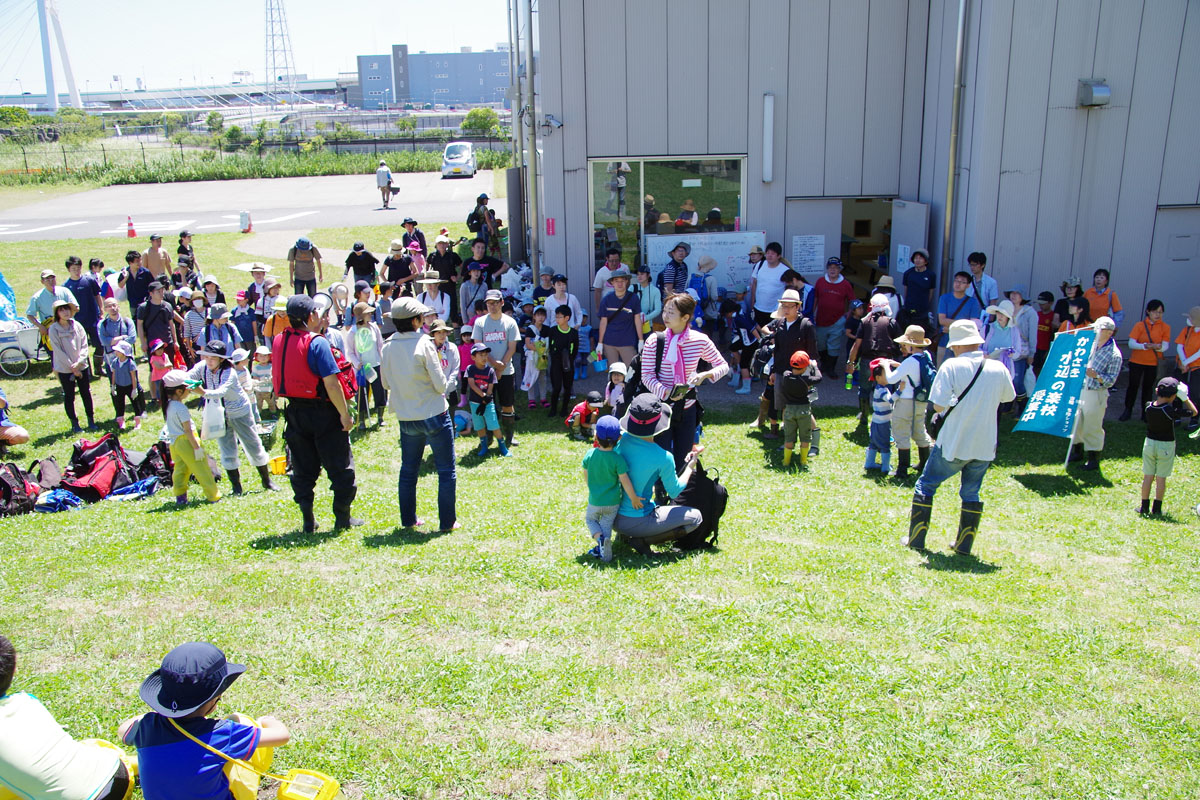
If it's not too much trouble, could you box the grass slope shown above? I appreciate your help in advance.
[1,235,1198,799]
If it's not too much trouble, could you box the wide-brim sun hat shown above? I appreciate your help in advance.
[416,272,441,285]
[1184,306,1200,327]
[620,393,672,437]
[51,298,76,313]
[402,217,418,226]
[161,369,190,389]
[894,325,931,348]
[911,248,930,261]
[139,641,246,719]
[428,318,453,334]
[672,242,691,257]
[1064,275,1083,288]
[608,266,632,280]
[389,239,405,253]
[748,245,765,256]
[230,348,249,362]
[113,340,134,357]
[608,362,628,377]
[197,340,230,360]
[874,275,897,290]
[946,319,985,347]
[696,255,717,272]
[207,303,231,321]
[985,299,1016,320]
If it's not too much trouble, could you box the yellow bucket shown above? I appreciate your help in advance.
[269,455,288,475]
[277,769,344,800]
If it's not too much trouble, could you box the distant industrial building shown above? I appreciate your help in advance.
[355,45,510,110]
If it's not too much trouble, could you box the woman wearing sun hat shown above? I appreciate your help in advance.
[881,324,935,481]
[612,393,704,555]
[415,271,451,322]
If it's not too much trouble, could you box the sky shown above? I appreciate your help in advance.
[0,0,511,95]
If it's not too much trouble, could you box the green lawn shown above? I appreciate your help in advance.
[1,236,1199,799]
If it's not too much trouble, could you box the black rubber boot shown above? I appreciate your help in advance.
[893,449,911,481]
[1081,451,1100,471]
[226,468,243,496]
[857,396,870,428]
[902,494,933,550]
[952,501,983,555]
[1117,407,1132,422]
[622,535,654,556]
[332,491,364,530]
[299,503,316,534]
[1138,498,1151,515]
[1068,443,1084,463]
[1151,499,1163,516]
[256,464,280,491]
[917,446,930,473]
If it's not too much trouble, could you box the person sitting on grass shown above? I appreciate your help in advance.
[778,350,821,469]
[581,414,642,562]
[465,342,509,458]
[0,386,30,456]
[159,369,220,505]
[0,634,134,800]
[1139,377,1197,517]
[612,393,704,556]
[566,391,604,441]
[119,642,290,800]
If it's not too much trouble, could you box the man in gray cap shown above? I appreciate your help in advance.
[271,294,360,533]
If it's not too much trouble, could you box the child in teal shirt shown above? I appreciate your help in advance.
[581,415,641,561]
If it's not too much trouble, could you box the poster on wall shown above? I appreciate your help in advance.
[791,235,825,276]
[645,231,767,291]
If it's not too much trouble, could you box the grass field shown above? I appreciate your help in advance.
[1,231,1199,799]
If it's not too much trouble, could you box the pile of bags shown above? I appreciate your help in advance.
[0,434,174,516]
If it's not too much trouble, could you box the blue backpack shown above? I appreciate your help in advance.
[687,272,709,308]
[912,351,936,402]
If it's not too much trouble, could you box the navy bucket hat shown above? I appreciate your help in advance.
[139,642,246,718]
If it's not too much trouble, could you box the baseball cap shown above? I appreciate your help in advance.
[1157,377,1180,397]
[595,415,621,442]
[162,369,190,388]
[352,242,365,252]
[826,257,843,267]
[485,289,504,302]
[586,390,603,406]
[1037,291,1055,303]
[470,342,490,354]
[460,325,473,337]
[40,269,55,279]
[286,294,317,320]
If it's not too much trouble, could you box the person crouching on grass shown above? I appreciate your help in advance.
[119,642,290,800]
[567,391,604,441]
[581,414,642,562]
[1139,377,1196,517]
[465,342,510,457]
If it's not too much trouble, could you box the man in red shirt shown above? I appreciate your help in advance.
[813,257,858,376]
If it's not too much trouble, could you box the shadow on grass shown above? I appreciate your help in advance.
[363,525,455,548]
[919,551,1002,574]
[1013,471,1113,496]
[572,543,710,570]
[249,527,342,550]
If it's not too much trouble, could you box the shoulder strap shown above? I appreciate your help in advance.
[941,359,986,424]
[168,719,287,783]
[951,294,971,319]
[653,331,666,380]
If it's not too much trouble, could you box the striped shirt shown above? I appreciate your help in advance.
[640,328,729,408]
[182,310,206,343]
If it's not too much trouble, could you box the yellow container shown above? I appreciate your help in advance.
[80,739,138,782]
[278,769,343,800]
[269,455,288,475]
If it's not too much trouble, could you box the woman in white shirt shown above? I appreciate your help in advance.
[415,273,451,321]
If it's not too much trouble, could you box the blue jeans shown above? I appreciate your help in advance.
[914,445,991,503]
[1011,358,1029,399]
[815,317,846,358]
[397,411,457,530]
[293,278,317,297]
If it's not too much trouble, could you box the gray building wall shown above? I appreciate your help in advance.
[534,0,1200,329]
[356,54,394,110]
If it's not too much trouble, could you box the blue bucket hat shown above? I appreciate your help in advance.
[139,642,246,718]
[294,237,313,251]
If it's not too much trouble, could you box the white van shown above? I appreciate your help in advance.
[441,141,476,178]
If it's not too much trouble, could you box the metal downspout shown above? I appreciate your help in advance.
[941,0,970,294]
[525,0,540,274]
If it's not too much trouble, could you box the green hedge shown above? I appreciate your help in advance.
[0,147,512,186]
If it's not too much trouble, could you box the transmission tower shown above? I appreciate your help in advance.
[264,0,298,104]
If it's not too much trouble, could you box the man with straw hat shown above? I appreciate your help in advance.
[1067,315,1122,471]
[904,318,1014,556]
[764,288,818,446]
[880,325,936,481]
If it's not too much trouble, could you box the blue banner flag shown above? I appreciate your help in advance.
[1013,328,1096,438]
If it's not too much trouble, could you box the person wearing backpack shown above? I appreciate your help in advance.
[687,255,720,336]
[613,394,704,556]
[845,294,901,430]
[880,325,935,481]
[272,295,360,534]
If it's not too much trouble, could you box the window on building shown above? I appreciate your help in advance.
[589,157,745,272]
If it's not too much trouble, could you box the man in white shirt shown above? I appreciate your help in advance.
[749,242,791,326]
[593,248,625,311]
[376,160,393,209]
[903,318,1014,556]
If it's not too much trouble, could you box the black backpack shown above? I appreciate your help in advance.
[672,459,728,550]
[751,332,776,379]
[618,331,666,417]
[466,208,483,233]
[0,462,39,517]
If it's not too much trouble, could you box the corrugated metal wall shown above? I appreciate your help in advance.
[536,0,1200,325]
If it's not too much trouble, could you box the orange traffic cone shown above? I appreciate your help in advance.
[126,216,136,238]
[240,211,253,233]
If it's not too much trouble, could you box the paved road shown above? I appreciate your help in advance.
[0,171,507,242]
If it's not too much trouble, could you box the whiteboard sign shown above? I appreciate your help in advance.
[645,231,767,291]
[791,234,825,274]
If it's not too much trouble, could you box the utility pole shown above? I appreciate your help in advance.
[525,0,539,274]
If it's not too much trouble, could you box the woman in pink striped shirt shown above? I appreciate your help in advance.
[641,293,729,470]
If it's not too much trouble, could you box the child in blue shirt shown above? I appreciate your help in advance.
[119,642,290,800]
[581,415,640,561]
[109,339,145,431]
[864,358,894,475]
[576,314,593,379]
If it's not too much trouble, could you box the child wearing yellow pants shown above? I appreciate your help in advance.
[161,370,220,504]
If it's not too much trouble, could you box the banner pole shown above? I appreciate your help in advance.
[1064,330,1099,469]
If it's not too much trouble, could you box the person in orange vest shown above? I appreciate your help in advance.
[1120,299,1170,421]
[272,294,360,533]
[1083,268,1123,327]
[1175,305,1200,431]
